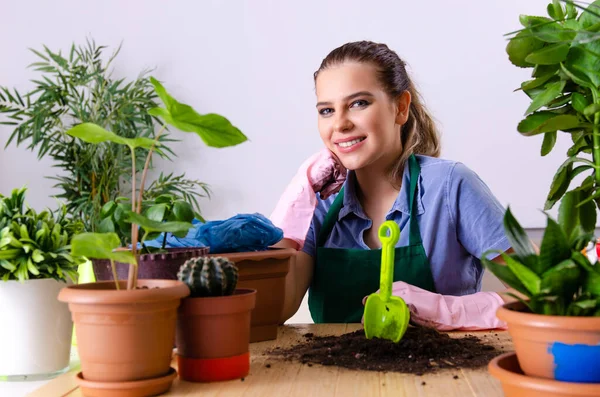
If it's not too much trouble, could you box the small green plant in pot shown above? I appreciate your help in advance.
[486,0,600,387]
[175,256,257,383]
[57,77,247,394]
[0,187,85,379]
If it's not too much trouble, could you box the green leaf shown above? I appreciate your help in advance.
[525,43,570,65]
[541,259,581,295]
[145,204,167,222]
[481,252,530,296]
[149,77,248,148]
[506,29,545,67]
[552,0,565,20]
[0,259,16,271]
[558,190,579,240]
[579,195,597,233]
[71,233,136,265]
[31,249,44,263]
[66,123,158,150]
[125,212,192,234]
[583,103,600,117]
[100,201,117,218]
[504,253,542,295]
[517,112,580,136]
[579,1,600,30]
[541,131,557,156]
[545,158,577,210]
[0,249,20,260]
[172,200,194,222]
[585,270,600,296]
[97,218,115,233]
[533,63,560,77]
[525,80,566,114]
[521,74,557,91]
[538,216,571,275]
[502,207,539,270]
[563,40,600,88]
[571,92,590,113]
[567,299,597,316]
[530,20,576,43]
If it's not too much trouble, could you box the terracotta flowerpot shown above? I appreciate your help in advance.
[497,301,600,382]
[208,248,293,342]
[176,289,257,382]
[58,279,190,385]
[92,247,209,281]
[489,352,600,397]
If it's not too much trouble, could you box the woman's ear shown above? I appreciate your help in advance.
[395,91,411,125]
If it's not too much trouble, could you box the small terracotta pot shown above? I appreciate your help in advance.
[176,289,257,382]
[58,279,190,384]
[489,352,600,397]
[208,248,293,342]
[92,247,209,281]
[497,301,600,382]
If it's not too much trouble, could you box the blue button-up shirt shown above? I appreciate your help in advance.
[302,155,511,296]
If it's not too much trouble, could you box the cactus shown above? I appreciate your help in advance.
[177,256,238,298]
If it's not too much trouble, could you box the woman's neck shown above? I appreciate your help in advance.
[354,155,401,220]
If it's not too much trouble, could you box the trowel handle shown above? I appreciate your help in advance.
[378,221,400,302]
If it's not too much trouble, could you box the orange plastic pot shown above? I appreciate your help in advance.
[497,301,600,383]
[176,289,257,382]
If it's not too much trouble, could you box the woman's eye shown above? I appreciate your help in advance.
[351,99,369,108]
[319,108,333,116]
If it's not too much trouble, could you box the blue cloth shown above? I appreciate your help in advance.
[143,214,283,254]
[302,155,511,297]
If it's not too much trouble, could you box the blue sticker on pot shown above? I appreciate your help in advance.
[549,342,600,383]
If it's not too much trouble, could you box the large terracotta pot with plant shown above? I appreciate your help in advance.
[0,187,85,380]
[175,256,256,382]
[482,1,600,393]
[58,75,248,395]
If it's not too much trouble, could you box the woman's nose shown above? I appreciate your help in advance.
[333,111,353,133]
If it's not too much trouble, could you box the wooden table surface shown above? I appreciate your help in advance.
[30,324,512,397]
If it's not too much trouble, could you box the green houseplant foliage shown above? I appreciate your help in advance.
[69,77,247,290]
[482,207,600,316]
[0,40,210,232]
[0,187,85,282]
[505,0,600,227]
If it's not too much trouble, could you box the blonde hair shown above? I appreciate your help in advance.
[314,41,441,185]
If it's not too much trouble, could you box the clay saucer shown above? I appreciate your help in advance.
[489,352,600,397]
[75,367,177,397]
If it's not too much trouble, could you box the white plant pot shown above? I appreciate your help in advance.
[0,278,73,378]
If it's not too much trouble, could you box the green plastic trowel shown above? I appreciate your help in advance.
[363,220,410,343]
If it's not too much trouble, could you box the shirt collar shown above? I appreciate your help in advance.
[337,164,425,221]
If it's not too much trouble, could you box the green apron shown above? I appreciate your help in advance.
[308,154,436,323]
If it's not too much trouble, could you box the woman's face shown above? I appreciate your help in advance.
[315,61,410,171]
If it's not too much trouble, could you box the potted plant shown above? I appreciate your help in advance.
[0,40,210,234]
[484,1,600,394]
[175,256,256,382]
[57,77,247,396]
[91,192,208,281]
[0,187,85,380]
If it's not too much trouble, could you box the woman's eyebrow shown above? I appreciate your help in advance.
[316,91,375,107]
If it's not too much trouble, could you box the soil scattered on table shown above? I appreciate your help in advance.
[267,326,501,374]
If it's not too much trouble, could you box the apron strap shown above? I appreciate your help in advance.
[317,154,422,247]
[407,154,422,245]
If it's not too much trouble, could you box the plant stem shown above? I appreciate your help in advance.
[162,232,168,250]
[110,259,120,290]
[127,147,138,290]
[593,88,600,186]
[137,124,167,214]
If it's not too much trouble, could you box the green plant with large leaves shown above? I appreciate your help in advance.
[482,207,600,316]
[0,39,210,232]
[505,0,600,229]
[0,187,86,282]
[68,77,247,290]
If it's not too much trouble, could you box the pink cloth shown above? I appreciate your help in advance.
[364,281,507,331]
[270,148,346,249]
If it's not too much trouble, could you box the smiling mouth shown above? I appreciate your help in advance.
[336,137,366,148]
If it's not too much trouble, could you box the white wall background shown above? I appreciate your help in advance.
[0,0,581,229]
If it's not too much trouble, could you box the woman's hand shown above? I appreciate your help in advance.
[270,148,346,249]
[362,281,507,331]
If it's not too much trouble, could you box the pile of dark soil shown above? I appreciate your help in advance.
[267,326,501,374]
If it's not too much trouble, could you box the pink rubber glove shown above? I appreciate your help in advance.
[363,281,507,331]
[270,148,346,249]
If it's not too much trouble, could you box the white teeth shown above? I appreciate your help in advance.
[338,138,364,148]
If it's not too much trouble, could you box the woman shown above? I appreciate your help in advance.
[271,41,512,331]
